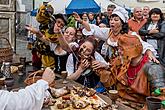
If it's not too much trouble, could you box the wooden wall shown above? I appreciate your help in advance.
[0,0,16,51]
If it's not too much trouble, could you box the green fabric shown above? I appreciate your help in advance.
[67,16,76,28]
[154,88,161,96]
[161,100,165,108]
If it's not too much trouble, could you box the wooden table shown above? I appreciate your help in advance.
[10,67,135,110]
[54,79,135,110]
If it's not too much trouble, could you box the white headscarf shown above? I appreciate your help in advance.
[112,7,129,23]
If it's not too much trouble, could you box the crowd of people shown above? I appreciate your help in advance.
[1,2,165,110]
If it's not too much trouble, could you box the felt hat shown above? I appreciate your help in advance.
[118,34,143,59]
[53,13,67,25]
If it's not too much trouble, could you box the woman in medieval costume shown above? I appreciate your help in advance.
[73,8,159,64]
[73,7,165,108]
[66,36,108,88]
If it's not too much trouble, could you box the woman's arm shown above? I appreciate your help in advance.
[150,22,165,39]
[131,32,159,63]
[73,12,110,41]
[92,52,109,71]
[67,67,84,80]
[25,25,49,45]
[139,24,150,36]
[139,22,165,39]
[73,12,91,31]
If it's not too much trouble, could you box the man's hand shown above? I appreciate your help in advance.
[42,67,55,85]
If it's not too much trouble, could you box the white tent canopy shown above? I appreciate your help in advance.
[49,0,71,14]
[94,0,120,12]
[38,0,120,14]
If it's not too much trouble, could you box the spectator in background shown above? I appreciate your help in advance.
[88,12,96,24]
[98,23,107,28]
[128,7,147,39]
[67,14,76,28]
[78,12,89,29]
[107,4,116,19]
[139,8,165,67]
[99,18,108,28]
[106,4,116,27]
[82,12,89,23]
[96,15,102,26]
[76,28,85,43]
[143,6,150,19]
[101,12,107,19]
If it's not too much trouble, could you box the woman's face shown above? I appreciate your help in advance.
[55,18,65,29]
[82,13,88,21]
[63,27,76,43]
[96,16,101,23]
[76,30,83,39]
[151,13,160,22]
[53,18,65,33]
[109,16,122,32]
[88,13,94,20]
[79,41,94,58]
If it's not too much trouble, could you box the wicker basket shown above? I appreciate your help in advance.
[0,37,13,64]
[24,70,55,87]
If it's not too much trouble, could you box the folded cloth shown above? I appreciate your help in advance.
[95,82,106,93]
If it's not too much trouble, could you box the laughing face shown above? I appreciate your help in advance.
[151,13,160,22]
[63,27,76,43]
[78,41,94,59]
[109,16,122,33]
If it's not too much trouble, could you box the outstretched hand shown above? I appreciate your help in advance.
[25,25,39,34]
[146,50,160,64]
[72,12,82,23]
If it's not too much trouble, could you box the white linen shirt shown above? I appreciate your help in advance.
[0,79,49,110]
[66,52,108,76]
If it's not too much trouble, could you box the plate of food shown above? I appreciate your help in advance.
[50,86,111,110]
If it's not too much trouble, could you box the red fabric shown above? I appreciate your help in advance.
[127,54,149,85]
[128,18,147,35]
[32,53,41,64]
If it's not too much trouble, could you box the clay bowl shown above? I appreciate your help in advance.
[108,90,119,103]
